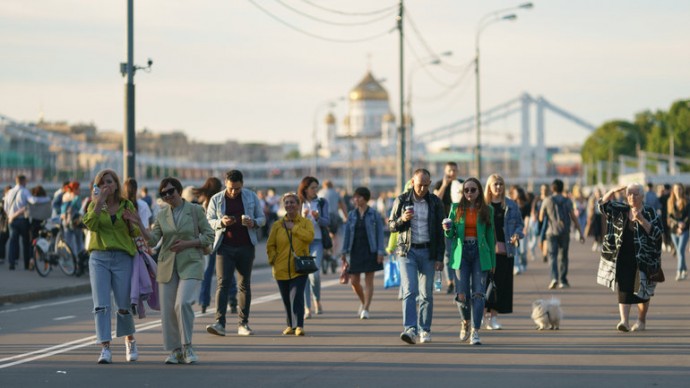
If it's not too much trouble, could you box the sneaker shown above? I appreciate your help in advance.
[183,344,198,364]
[238,324,254,336]
[676,272,682,281]
[682,270,688,280]
[97,347,112,364]
[357,304,364,317]
[631,321,646,332]
[558,282,570,289]
[616,321,630,332]
[459,320,470,342]
[295,327,305,336]
[360,310,370,320]
[206,322,226,336]
[165,349,183,364]
[513,267,522,276]
[304,309,312,320]
[486,316,502,330]
[470,329,482,345]
[125,340,138,362]
[282,327,295,335]
[314,301,323,315]
[419,331,431,343]
[548,280,558,289]
[400,328,417,345]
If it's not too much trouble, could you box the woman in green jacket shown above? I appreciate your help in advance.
[443,177,495,345]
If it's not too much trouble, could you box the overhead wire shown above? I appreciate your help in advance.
[299,0,398,16]
[247,0,394,43]
[275,0,397,26]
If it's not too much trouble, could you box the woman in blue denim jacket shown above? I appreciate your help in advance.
[340,187,385,319]
[484,174,524,330]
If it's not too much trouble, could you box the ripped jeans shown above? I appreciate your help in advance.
[89,250,135,343]
[454,242,488,330]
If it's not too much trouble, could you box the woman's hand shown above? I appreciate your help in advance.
[170,239,193,253]
[122,209,141,226]
[377,254,384,264]
[509,234,519,246]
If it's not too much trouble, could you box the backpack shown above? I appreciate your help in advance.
[547,195,571,236]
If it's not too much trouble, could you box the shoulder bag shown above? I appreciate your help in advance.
[285,223,318,274]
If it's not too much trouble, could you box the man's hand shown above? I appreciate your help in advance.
[434,261,443,271]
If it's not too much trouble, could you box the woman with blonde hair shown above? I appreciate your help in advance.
[83,169,140,364]
[483,174,524,330]
[266,192,314,336]
[667,183,689,280]
[443,177,495,345]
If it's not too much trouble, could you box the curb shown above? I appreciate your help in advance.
[0,283,92,306]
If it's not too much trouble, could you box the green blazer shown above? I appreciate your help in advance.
[444,203,496,271]
[148,201,215,283]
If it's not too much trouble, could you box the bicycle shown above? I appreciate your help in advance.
[33,217,76,277]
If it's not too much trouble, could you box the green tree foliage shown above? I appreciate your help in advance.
[582,99,690,170]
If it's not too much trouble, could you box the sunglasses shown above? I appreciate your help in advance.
[464,187,478,194]
[160,188,176,198]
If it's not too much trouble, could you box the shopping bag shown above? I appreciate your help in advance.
[384,256,401,289]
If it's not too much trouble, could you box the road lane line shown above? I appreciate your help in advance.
[0,276,350,369]
[53,315,76,321]
[0,296,92,315]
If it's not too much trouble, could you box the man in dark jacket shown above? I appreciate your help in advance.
[389,169,445,345]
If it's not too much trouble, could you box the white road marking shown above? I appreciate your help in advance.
[0,275,351,369]
[53,315,76,321]
[0,296,92,315]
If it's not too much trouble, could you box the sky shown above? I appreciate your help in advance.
[2,0,689,154]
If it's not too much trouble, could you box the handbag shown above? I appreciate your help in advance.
[321,226,333,250]
[486,273,498,304]
[647,264,665,283]
[339,260,350,284]
[285,223,318,274]
[384,255,401,289]
[191,204,213,255]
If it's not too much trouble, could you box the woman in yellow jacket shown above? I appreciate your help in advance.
[443,177,496,346]
[267,193,314,336]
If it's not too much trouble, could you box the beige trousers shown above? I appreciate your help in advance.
[160,270,201,351]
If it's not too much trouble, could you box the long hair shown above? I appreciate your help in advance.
[123,178,139,210]
[455,177,491,225]
[94,169,123,201]
[194,177,223,210]
[668,183,687,214]
[485,174,506,209]
[297,176,319,204]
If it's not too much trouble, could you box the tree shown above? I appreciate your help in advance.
[581,120,642,163]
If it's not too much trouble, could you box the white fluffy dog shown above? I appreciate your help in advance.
[531,298,563,330]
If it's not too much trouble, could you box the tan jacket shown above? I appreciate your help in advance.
[266,215,314,281]
[148,201,214,283]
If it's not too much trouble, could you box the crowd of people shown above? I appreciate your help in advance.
[0,165,682,362]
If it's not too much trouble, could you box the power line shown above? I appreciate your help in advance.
[248,0,394,43]
[299,0,397,16]
[275,0,396,26]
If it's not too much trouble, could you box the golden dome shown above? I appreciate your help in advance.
[349,72,389,101]
[383,112,395,122]
[325,112,336,125]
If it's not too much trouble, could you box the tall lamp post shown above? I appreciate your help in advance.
[475,2,533,180]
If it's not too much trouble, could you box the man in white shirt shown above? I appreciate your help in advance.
[3,175,31,270]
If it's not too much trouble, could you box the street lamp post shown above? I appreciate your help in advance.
[474,2,532,180]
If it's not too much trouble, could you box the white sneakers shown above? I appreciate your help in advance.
[125,340,138,362]
[238,324,254,336]
[97,347,112,364]
[419,331,432,343]
[360,310,370,319]
[631,321,646,332]
[486,316,502,330]
[470,330,482,345]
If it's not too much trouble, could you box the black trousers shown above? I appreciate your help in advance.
[214,244,255,327]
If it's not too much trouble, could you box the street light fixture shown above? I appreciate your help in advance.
[474,2,533,180]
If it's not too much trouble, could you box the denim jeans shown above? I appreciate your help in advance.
[63,227,84,257]
[89,250,135,343]
[304,239,323,309]
[198,252,237,307]
[277,275,308,329]
[399,247,436,333]
[548,233,570,284]
[514,238,527,271]
[454,242,487,330]
[671,231,689,273]
[215,244,254,327]
[8,218,31,269]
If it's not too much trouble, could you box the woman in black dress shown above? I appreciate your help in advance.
[340,187,385,320]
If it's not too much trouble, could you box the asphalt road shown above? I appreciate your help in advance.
[1,240,690,388]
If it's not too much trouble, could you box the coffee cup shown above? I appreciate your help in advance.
[241,215,250,225]
[442,218,452,230]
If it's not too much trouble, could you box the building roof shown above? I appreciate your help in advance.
[349,72,388,101]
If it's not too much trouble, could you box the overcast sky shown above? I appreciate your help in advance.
[2,0,689,152]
